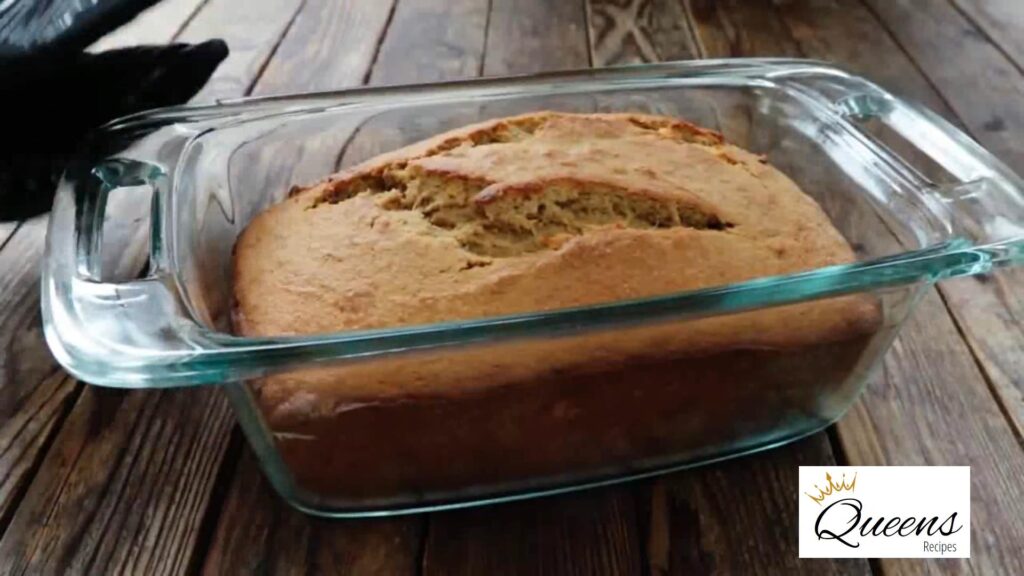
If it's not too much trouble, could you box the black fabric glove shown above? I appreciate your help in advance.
[0,0,228,221]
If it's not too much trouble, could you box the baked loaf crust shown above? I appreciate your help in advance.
[232,112,880,503]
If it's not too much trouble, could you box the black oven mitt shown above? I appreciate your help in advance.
[0,0,229,221]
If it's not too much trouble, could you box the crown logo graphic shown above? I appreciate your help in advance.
[804,472,857,506]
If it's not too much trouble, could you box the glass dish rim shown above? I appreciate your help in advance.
[41,58,1024,387]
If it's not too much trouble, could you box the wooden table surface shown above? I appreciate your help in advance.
[1,0,1023,574]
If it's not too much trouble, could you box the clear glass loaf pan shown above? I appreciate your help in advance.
[42,59,1024,517]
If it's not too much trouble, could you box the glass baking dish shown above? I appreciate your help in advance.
[42,59,1024,517]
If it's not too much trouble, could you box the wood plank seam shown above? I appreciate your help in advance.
[0,377,83,542]
[582,0,596,66]
[327,0,404,170]
[477,0,496,76]
[581,0,596,67]
[824,425,851,466]
[416,514,430,576]
[938,288,1024,445]
[678,0,706,58]
[183,427,245,575]
[169,0,214,43]
[0,223,21,254]
[243,0,312,96]
[945,0,1024,78]
[851,0,972,131]
[679,0,707,59]
[361,0,401,86]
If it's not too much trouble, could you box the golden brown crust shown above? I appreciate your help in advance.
[234,112,860,344]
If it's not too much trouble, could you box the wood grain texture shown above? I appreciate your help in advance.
[0,387,233,576]
[682,0,799,58]
[252,0,398,96]
[949,0,1024,74]
[0,3,310,574]
[837,292,1024,574]
[179,0,306,102]
[0,0,219,549]
[0,218,81,532]
[684,0,1024,572]
[89,0,209,51]
[484,0,591,74]
[424,487,642,576]
[370,0,490,85]
[862,0,1024,170]
[941,272,1024,437]
[202,448,424,575]
[337,0,491,169]
[774,0,952,114]
[649,436,867,576]
[588,0,700,65]
[0,223,17,249]
[858,0,1024,447]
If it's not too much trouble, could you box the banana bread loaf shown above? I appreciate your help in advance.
[232,112,881,504]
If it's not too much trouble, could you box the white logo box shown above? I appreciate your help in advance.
[799,466,970,558]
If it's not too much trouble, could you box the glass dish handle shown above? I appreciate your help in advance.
[42,157,199,387]
[783,68,1024,269]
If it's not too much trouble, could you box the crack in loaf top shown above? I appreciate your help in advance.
[233,112,858,338]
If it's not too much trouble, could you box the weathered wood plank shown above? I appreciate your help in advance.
[89,0,209,51]
[0,223,17,249]
[649,436,867,576]
[252,0,398,96]
[838,292,1024,573]
[588,0,700,65]
[949,0,1024,74]
[682,0,800,59]
[370,0,489,86]
[201,448,425,575]
[0,3,308,573]
[0,218,81,533]
[774,0,951,114]
[941,271,1024,434]
[423,487,642,576]
[684,1,1024,573]
[862,0,1024,171]
[484,0,591,74]
[859,0,1024,443]
[178,0,306,102]
[0,387,233,576]
[0,0,216,545]
[336,0,490,169]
